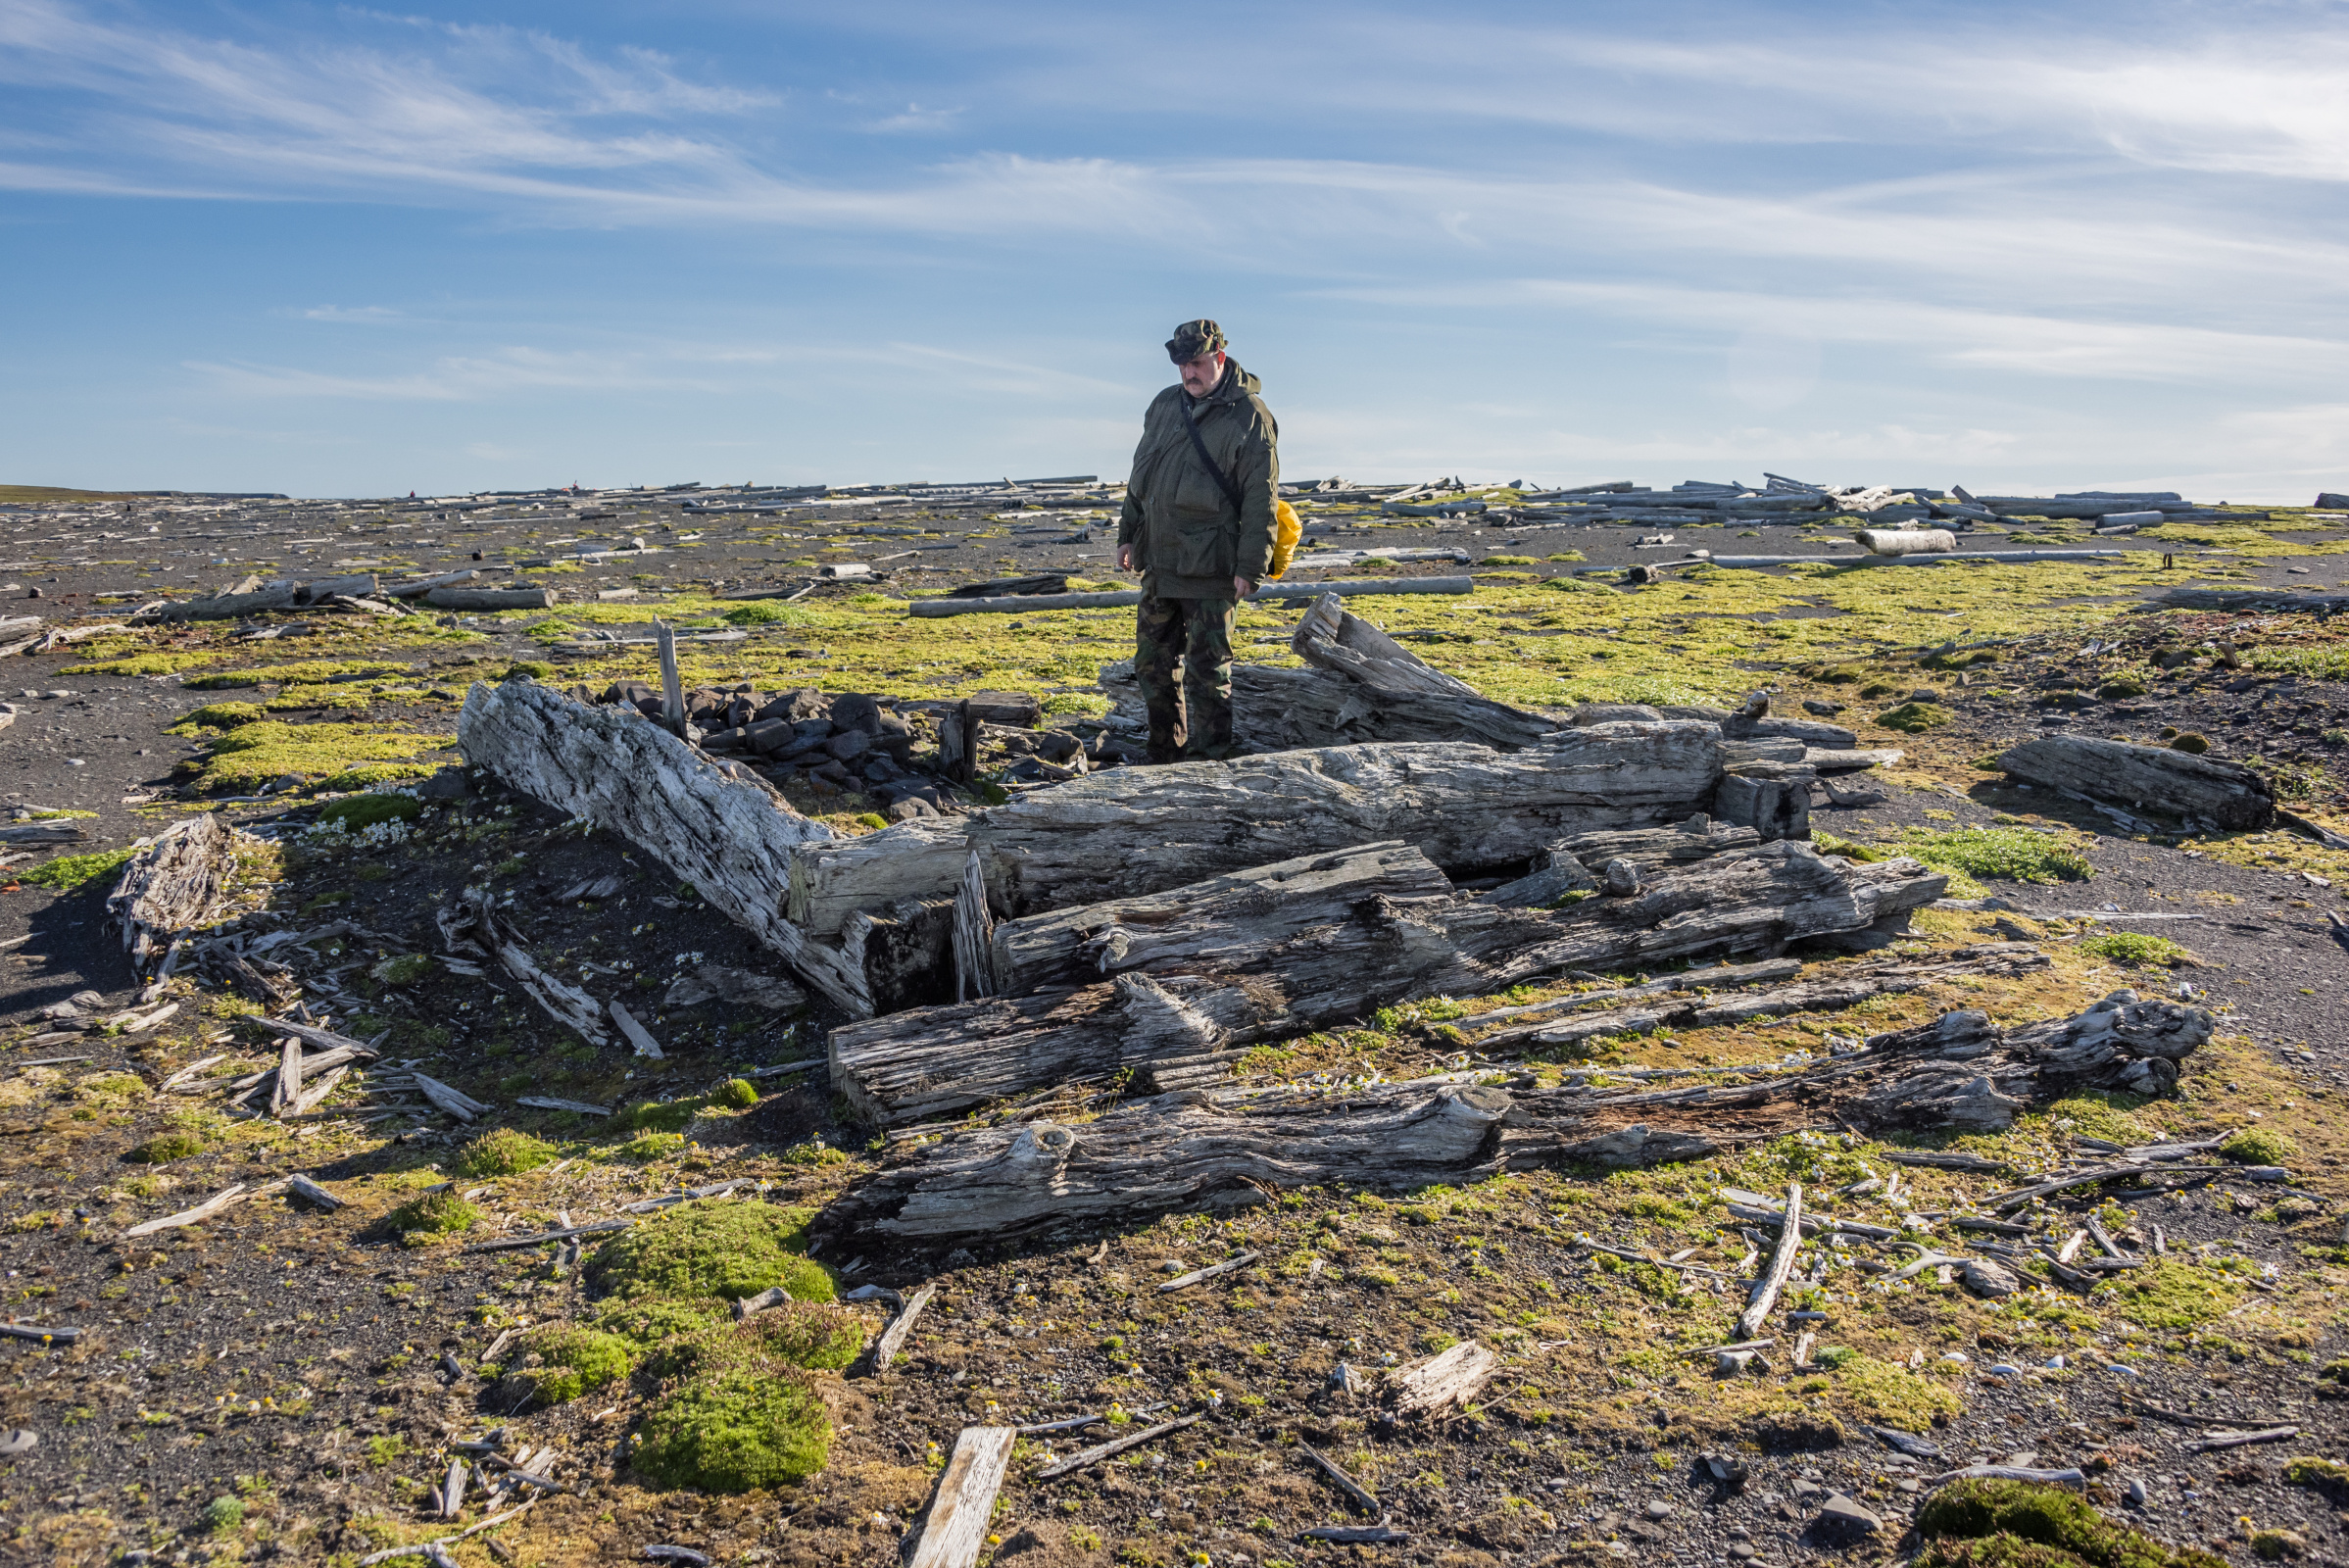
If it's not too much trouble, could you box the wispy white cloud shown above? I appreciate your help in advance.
[299,304,407,323]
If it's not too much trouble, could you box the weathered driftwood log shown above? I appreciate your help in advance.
[144,586,300,622]
[790,725,1724,936]
[1856,528,1956,556]
[819,990,2210,1240]
[1472,942,2048,1054]
[456,678,866,1010]
[990,840,1449,996]
[1211,664,1561,753]
[1998,735,2274,830]
[427,587,555,612]
[827,842,1944,1124]
[109,813,243,969]
[385,569,487,598]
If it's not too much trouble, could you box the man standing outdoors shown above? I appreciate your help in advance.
[1116,318,1280,762]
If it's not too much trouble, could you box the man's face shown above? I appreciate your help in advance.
[1178,350,1225,397]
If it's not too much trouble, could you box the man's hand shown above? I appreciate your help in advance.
[1117,544,1134,571]
[1234,577,1255,599]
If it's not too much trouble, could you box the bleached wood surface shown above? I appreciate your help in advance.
[109,813,242,969]
[790,725,1724,936]
[823,991,2213,1239]
[905,1427,1017,1568]
[828,842,1946,1124]
[457,678,868,1010]
[1997,735,2275,830]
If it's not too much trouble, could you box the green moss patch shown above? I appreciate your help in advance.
[59,649,233,678]
[585,1200,822,1302]
[452,1127,558,1178]
[1877,701,1953,732]
[1917,1478,2225,1568]
[713,1078,759,1108]
[1901,826,2093,884]
[619,1131,685,1162]
[590,1295,733,1347]
[192,721,452,793]
[2079,932,2191,968]
[632,1366,831,1493]
[648,1302,868,1380]
[2098,1255,2245,1329]
[2222,1127,2297,1164]
[182,659,409,690]
[177,702,268,731]
[19,848,134,892]
[722,602,811,626]
[124,1131,208,1163]
[509,1324,633,1405]
[384,1191,482,1246]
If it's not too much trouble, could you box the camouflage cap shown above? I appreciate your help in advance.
[1165,318,1227,363]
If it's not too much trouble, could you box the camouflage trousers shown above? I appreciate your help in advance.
[1134,592,1238,761]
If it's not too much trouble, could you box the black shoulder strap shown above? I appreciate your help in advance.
[1179,398,1246,513]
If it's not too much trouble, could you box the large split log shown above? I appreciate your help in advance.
[819,990,2211,1241]
[455,678,866,1010]
[789,724,1725,937]
[827,841,1945,1124]
[108,813,244,970]
[1997,735,2274,830]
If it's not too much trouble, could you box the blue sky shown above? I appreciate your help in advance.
[1,0,2343,499]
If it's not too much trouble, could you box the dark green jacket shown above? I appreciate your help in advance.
[1118,361,1279,600]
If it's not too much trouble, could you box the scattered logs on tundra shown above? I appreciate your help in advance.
[817,991,2213,1242]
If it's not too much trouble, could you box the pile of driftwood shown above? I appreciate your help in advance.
[457,594,1932,1021]
[816,988,2213,1242]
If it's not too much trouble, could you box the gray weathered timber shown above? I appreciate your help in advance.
[142,586,299,621]
[788,725,1725,936]
[456,679,865,1010]
[827,843,1945,1124]
[989,840,1450,996]
[1289,592,1482,701]
[819,992,2212,1240]
[109,813,242,970]
[1473,942,2047,1054]
[1222,663,1561,752]
[1997,735,2275,829]
[906,1428,1018,1568]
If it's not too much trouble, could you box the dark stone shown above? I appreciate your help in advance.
[759,687,829,724]
[1814,1494,1881,1536]
[744,718,797,757]
[1034,729,1084,763]
[413,766,472,801]
[827,730,872,762]
[831,693,883,736]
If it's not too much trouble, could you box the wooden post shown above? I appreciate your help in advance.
[656,621,685,737]
[906,1426,1017,1568]
[953,852,996,1003]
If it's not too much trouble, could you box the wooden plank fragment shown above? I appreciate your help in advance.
[868,1282,937,1374]
[1158,1250,1260,1294]
[126,1183,249,1238]
[906,1426,1019,1568]
[1034,1413,1202,1481]
[1387,1341,1499,1419]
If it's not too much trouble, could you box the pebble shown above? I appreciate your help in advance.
[1817,1494,1883,1534]
[2128,1479,2148,1507]
[1729,1545,1755,1560]
[1896,1479,1921,1494]
[1644,1501,1674,1521]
